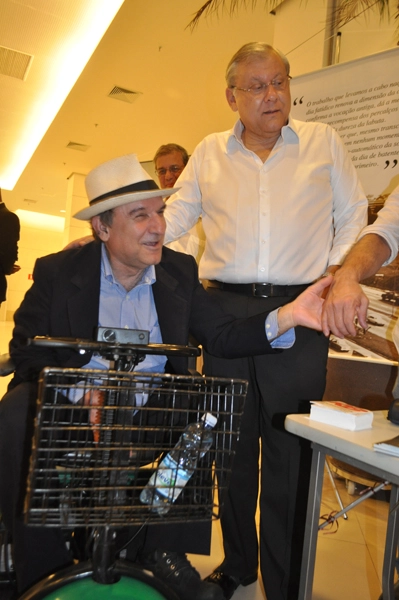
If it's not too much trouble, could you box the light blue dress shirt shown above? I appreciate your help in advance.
[83,244,167,373]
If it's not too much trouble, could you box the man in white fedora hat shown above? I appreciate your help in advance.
[0,154,331,600]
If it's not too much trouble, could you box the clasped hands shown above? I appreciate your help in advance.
[320,273,368,339]
[280,273,368,340]
[278,275,334,335]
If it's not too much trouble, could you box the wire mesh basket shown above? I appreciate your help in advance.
[24,367,247,528]
[0,516,15,587]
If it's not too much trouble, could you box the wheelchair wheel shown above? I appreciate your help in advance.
[20,561,178,600]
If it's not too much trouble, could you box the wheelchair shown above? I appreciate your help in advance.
[0,331,247,599]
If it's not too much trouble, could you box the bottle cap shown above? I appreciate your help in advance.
[201,412,217,428]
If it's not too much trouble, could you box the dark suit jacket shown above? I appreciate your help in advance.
[9,241,273,387]
[0,202,20,303]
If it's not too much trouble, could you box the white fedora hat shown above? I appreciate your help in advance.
[74,153,179,220]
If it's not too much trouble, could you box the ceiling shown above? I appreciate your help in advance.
[0,0,278,218]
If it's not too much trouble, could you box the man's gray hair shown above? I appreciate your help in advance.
[226,42,290,88]
[153,143,189,166]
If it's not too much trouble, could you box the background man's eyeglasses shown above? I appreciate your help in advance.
[156,166,183,176]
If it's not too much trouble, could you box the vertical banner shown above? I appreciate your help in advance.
[291,47,399,363]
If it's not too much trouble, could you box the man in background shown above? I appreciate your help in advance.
[154,143,188,190]
[154,143,205,264]
[164,42,368,600]
[0,188,20,306]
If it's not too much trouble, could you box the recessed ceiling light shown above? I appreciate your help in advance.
[16,209,65,232]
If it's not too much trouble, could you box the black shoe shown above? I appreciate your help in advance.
[204,569,258,600]
[138,550,224,600]
[378,581,399,600]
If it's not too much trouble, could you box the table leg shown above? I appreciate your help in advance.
[382,484,399,600]
[298,444,326,600]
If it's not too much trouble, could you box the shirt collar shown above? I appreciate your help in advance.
[101,243,156,287]
[226,120,245,153]
[282,116,299,141]
[226,116,298,153]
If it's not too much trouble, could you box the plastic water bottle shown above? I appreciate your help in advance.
[140,412,217,515]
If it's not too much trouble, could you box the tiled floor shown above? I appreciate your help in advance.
[0,320,396,599]
[189,471,392,600]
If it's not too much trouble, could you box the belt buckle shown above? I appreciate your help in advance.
[252,283,270,298]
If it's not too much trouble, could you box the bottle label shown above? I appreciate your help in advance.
[150,454,191,502]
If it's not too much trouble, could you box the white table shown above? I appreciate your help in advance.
[285,411,399,600]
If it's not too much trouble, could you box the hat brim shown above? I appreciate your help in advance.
[73,186,180,220]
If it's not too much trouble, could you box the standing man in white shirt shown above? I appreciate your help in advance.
[154,143,205,263]
[164,42,368,600]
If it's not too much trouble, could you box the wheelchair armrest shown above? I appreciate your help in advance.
[188,368,202,376]
[0,354,15,376]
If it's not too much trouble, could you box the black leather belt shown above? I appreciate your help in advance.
[207,280,309,298]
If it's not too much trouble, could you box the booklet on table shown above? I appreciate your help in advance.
[374,435,399,457]
[309,401,374,431]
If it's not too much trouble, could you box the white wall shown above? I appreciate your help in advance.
[273,0,333,74]
[273,0,398,74]
[337,0,398,64]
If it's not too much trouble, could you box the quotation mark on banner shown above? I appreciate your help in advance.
[384,160,398,169]
[293,97,304,105]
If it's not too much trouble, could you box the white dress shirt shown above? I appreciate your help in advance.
[165,218,206,265]
[359,184,399,265]
[165,118,368,285]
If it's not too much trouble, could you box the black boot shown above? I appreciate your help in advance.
[138,549,224,600]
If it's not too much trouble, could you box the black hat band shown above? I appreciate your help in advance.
[89,179,160,206]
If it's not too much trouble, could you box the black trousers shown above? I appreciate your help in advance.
[203,288,329,600]
[0,381,211,593]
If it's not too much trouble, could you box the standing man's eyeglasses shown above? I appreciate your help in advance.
[231,76,292,96]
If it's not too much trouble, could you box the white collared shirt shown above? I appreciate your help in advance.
[165,118,367,285]
[359,184,399,265]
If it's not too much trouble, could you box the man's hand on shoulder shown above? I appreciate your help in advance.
[63,235,94,250]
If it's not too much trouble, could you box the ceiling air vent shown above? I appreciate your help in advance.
[66,142,90,152]
[108,85,142,104]
[0,46,33,80]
